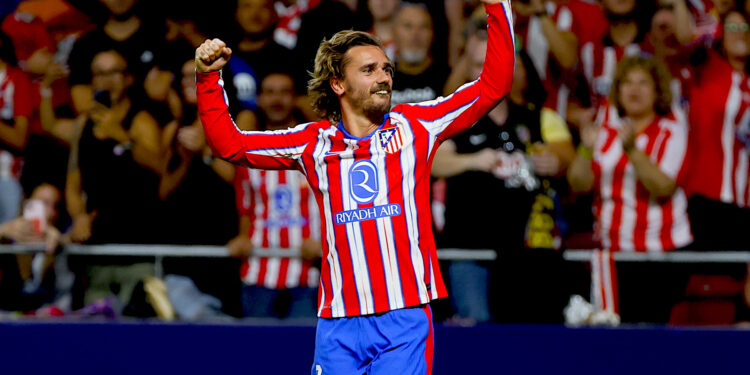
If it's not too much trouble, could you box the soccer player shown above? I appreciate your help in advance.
[195,0,514,373]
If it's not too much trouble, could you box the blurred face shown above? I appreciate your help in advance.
[91,51,130,101]
[466,34,487,81]
[368,0,399,22]
[99,0,137,16]
[30,184,60,224]
[603,0,635,15]
[713,0,734,16]
[258,73,295,125]
[339,45,393,120]
[393,5,434,64]
[649,9,679,56]
[723,12,750,61]
[236,0,276,35]
[619,67,657,119]
[181,60,197,104]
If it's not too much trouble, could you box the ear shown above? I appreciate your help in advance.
[330,76,345,96]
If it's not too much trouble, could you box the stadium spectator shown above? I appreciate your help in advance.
[2,7,74,200]
[0,30,32,224]
[367,0,400,60]
[681,9,750,250]
[158,58,240,316]
[512,0,607,119]
[0,182,63,312]
[221,0,296,116]
[389,2,449,107]
[228,72,321,319]
[434,33,575,323]
[273,0,322,50]
[65,49,162,308]
[65,0,171,117]
[567,56,692,322]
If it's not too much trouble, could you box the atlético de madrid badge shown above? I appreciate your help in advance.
[377,120,404,154]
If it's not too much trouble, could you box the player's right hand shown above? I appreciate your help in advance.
[195,38,232,73]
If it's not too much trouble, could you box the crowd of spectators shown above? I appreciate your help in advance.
[0,0,749,324]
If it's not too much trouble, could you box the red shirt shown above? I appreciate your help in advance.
[235,166,321,289]
[685,51,750,208]
[198,2,515,317]
[0,66,33,180]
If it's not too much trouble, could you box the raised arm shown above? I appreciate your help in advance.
[406,0,515,142]
[195,39,313,170]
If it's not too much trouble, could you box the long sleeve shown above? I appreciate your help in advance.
[401,1,515,142]
[196,71,315,170]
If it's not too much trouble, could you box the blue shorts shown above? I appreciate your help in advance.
[311,305,434,375]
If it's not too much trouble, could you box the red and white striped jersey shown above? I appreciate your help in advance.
[235,166,321,289]
[198,2,515,318]
[0,66,33,180]
[684,51,750,208]
[592,113,693,252]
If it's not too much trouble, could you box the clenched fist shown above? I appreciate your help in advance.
[195,38,233,73]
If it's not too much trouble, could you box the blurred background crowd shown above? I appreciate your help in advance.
[0,0,749,325]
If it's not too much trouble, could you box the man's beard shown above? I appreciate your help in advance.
[348,83,391,122]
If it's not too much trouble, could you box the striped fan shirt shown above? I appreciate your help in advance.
[235,166,321,289]
[198,2,515,318]
[592,112,693,252]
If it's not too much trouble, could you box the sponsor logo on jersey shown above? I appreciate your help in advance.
[334,203,402,225]
[377,121,404,154]
[349,160,379,204]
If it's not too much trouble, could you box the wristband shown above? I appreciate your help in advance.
[40,87,53,98]
[577,144,593,159]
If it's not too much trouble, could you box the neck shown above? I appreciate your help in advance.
[628,111,655,132]
[105,16,140,40]
[340,104,381,138]
[396,56,432,75]
[610,21,637,47]
[728,55,746,72]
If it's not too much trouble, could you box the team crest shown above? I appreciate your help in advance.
[377,120,404,154]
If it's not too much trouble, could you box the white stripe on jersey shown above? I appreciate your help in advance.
[619,162,637,252]
[645,198,664,252]
[313,127,345,317]
[721,73,742,204]
[247,144,307,158]
[420,98,479,137]
[317,279,326,316]
[264,257,281,288]
[398,119,429,304]
[339,139,375,315]
[286,259,302,288]
[267,171,281,248]
[429,256,438,299]
[369,138,404,310]
[736,150,749,207]
[251,169,265,249]
[671,189,693,249]
[288,171,303,250]
[247,256,261,285]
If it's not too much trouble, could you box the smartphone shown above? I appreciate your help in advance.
[94,90,111,108]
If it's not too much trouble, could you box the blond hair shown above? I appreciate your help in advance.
[307,30,386,123]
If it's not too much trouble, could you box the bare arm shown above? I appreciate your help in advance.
[0,116,29,150]
[626,148,677,198]
[431,140,499,178]
[538,15,578,70]
[566,122,597,193]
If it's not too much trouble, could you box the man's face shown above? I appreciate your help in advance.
[339,45,393,120]
[393,5,433,64]
[91,51,130,101]
[236,0,276,36]
[258,73,295,125]
[649,9,679,57]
